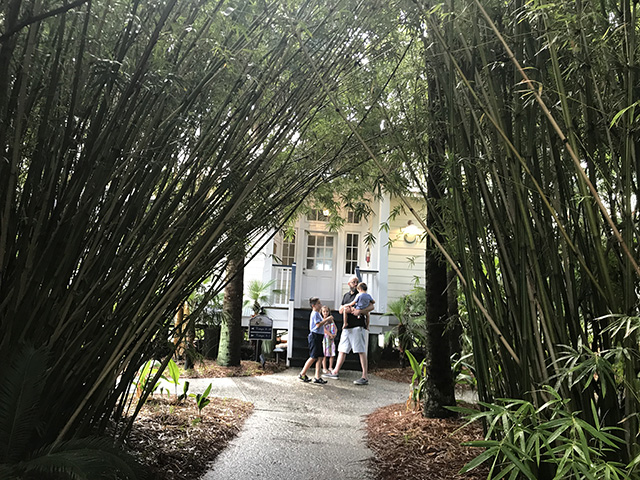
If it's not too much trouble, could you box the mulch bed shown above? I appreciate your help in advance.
[368,362,488,479]
[180,359,287,378]
[127,396,253,480]
[126,360,489,480]
[370,364,414,384]
[366,404,489,480]
[127,359,270,480]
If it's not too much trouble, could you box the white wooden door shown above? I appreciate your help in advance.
[301,233,336,307]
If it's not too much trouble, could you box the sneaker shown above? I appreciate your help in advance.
[313,378,328,384]
[322,369,329,374]
[353,377,369,385]
[322,372,339,379]
[298,374,311,383]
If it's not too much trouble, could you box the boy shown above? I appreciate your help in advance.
[342,282,374,329]
[298,297,331,384]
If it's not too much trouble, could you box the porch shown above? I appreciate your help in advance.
[242,263,395,368]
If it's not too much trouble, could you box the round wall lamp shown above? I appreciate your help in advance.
[402,220,422,244]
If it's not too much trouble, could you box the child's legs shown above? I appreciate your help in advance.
[329,355,335,370]
[300,356,316,376]
[315,357,323,378]
[322,356,328,370]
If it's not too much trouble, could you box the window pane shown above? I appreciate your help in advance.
[308,236,315,246]
[326,260,332,270]
[316,247,324,258]
[326,237,333,247]
[307,259,314,269]
[307,247,314,258]
[345,234,359,274]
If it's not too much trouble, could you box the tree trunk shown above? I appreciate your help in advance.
[203,325,221,360]
[423,193,456,417]
[217,255,244,366]
[423,82,456,418]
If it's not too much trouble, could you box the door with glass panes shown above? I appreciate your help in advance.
[301,233,336,307]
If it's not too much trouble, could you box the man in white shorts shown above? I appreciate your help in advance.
[323,276,374,385]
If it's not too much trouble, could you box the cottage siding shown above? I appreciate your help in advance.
[386,212,426,304]
[243,243,272,285]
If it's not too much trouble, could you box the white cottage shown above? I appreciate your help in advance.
[242,193,426,366]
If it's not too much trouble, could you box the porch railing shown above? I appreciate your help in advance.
[271,264,292,306]
[355,266,379,311]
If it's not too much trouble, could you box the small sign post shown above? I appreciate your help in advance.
[248,315,273,340]
[249,315,273,365]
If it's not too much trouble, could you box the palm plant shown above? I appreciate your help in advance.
[0,345,142,479]
[384,295,427,367]
[243,280,282,315]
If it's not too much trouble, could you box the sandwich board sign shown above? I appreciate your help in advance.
[248,314,273,340]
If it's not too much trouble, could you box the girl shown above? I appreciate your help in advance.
[321,305,337,374]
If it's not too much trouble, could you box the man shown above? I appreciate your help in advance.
[323,275,374,385]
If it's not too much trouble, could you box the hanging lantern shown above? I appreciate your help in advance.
[365,247,371,266]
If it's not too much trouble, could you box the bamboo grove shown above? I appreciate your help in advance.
[2,0,640,476]
[0,0,396,474]
[390,0,640,472]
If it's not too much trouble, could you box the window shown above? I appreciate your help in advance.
[282,235,295,266]
[273,232,295,265]
[307,209,330,222]
[345,233,359,274]
[347,210,361,224]
[306,234,334,270]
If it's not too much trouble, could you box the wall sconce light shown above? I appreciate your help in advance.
[322,209,331,217]
[403,220,422,244]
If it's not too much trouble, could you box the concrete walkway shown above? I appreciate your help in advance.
[177,369,410,480]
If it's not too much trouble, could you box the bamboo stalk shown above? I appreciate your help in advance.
[472,0,640,279]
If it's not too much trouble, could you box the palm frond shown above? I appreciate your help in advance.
[0,344,49,463]
[16,437,142,480]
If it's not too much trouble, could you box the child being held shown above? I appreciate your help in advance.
[343,282,374,329]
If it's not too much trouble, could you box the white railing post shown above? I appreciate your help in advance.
[286,263,296,367]
[355,266,379,312]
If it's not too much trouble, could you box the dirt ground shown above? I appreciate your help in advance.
[127,359,487,479]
